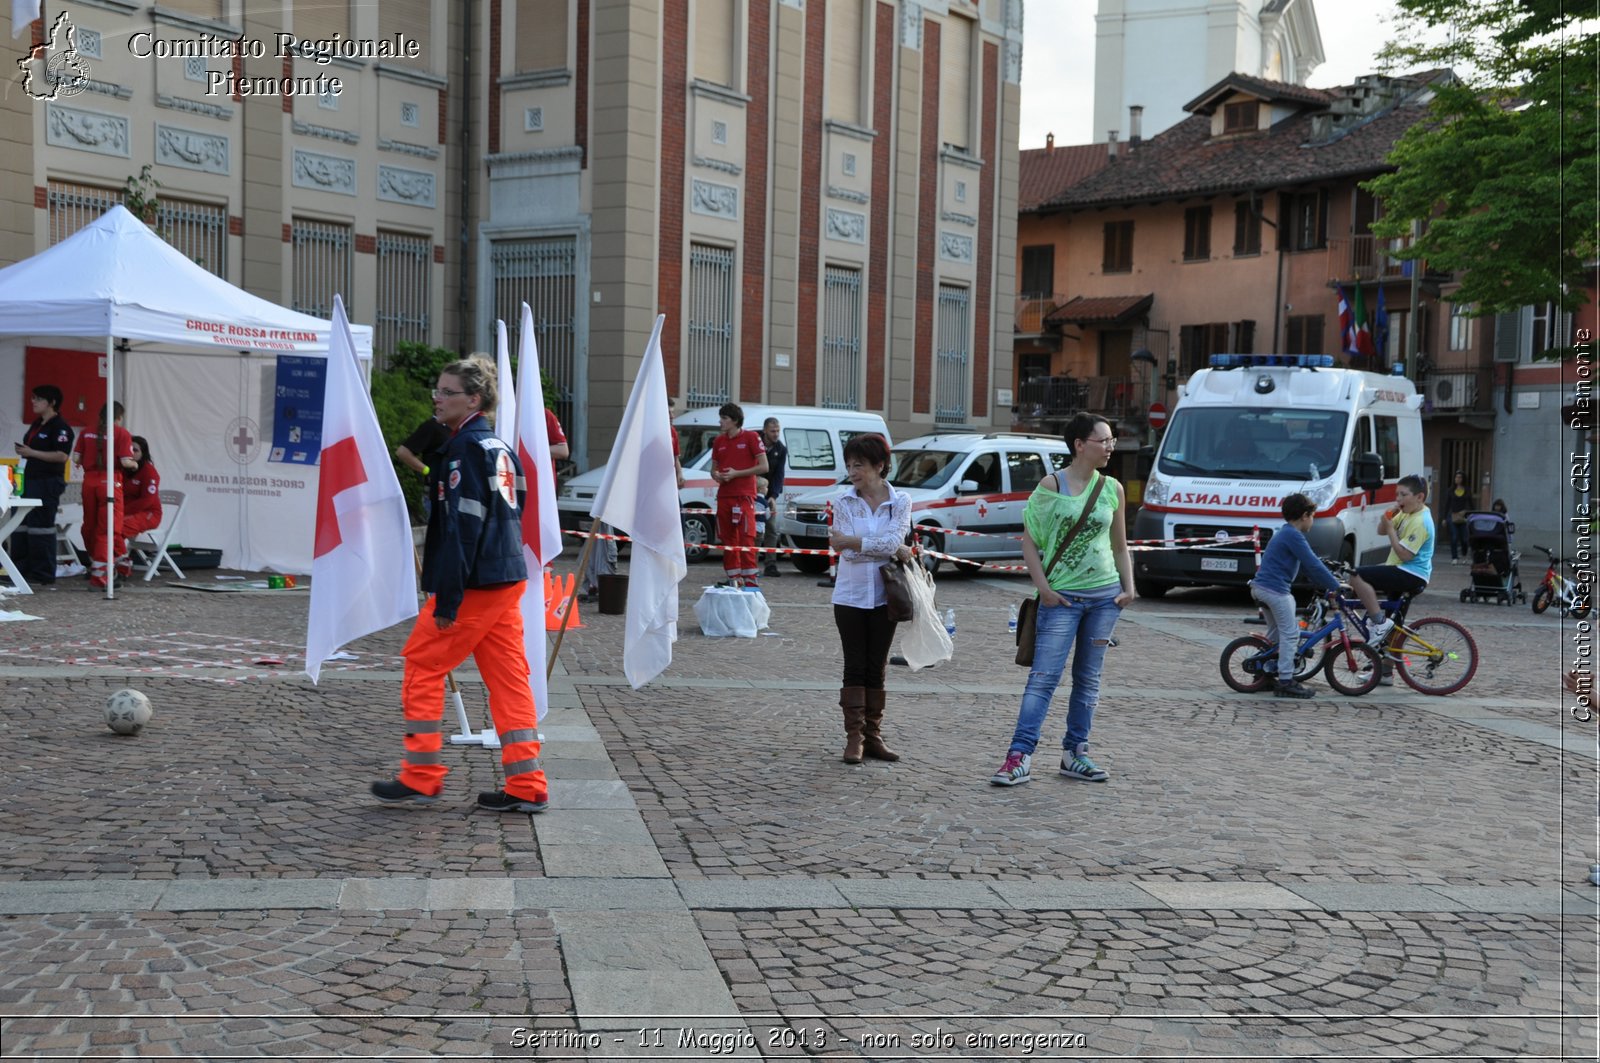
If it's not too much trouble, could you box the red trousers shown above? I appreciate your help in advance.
[397,583,547,802]
[79,475,124,577]
[717,495,758,578]
[122,508,161,538]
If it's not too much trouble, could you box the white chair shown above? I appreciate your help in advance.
[130,489,188,581]
[55,481,82,568]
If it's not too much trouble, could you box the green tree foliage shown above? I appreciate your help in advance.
[1365,0,1596,322]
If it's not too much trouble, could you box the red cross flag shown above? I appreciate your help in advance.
[304,294,418,683]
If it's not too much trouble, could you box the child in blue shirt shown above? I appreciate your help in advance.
[1249,492,1342,698]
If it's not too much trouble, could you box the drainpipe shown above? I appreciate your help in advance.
[1249,190,1283,350]
[456,0,474,353]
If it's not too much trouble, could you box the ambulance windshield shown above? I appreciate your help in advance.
[1157,408,1349,481]
[889,450,962,489]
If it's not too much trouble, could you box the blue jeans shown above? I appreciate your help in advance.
[1008,594,1122,756]
[1250,583,1300,683]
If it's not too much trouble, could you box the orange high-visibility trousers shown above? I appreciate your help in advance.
[397,582,547,802]
[79,474,125,578]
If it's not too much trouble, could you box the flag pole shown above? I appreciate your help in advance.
[547,526,598,678]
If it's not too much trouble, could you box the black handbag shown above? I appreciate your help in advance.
[1016,472,1107,667]
[880,560,914,622]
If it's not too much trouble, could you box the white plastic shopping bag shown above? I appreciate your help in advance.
[899,561,952,670]
[693,585,771,638]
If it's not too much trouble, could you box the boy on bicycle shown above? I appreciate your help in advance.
[1250,493,1342,699]
[1349,474,1434,650]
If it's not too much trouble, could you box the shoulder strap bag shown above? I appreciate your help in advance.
[1015,472,1108,667]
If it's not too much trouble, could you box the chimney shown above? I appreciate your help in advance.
[1107,130,1119,160]
[1045,132,1055,154]
[1129,105,1143,144]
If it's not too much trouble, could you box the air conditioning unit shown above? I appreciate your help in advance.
[1428,372,1477,410]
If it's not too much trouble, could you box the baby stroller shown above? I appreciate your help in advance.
[1459,511,1525,605]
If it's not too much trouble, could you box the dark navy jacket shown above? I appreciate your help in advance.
[421,412,528,620]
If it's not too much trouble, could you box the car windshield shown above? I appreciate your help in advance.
[888,450,963,489]
[1156,408,1349,481]
[677,426,719,468]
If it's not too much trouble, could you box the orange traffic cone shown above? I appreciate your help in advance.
[544,571,584,631]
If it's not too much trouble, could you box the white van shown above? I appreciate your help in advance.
[1132,354,1423,596]
[778,432,1075,574]
[557,404,890,562]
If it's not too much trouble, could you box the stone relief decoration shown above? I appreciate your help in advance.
[1006,0,1023,33]
[941,210,976,227]
[156,124,228,174]
[292,119,359,145]
[377,165,437,208]
[380,138,441,160]
[940,231,974,262]
[292,149,356,196]
[156,94,234,120]
[899,2,922,50]
[1006,40,1022,84]
[692,154,742,176]
[46,104,129,157]
[826,184,869,204]
[826,209,866,244]
[690,179,738,219]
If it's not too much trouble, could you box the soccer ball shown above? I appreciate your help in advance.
[105,689,152,736]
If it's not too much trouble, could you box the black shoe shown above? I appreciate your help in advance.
[1273,680,1316,699]
[477,789,548,813]
[763,564,782,577]
[890,654,909,666]
[817,576,835,587]
[371,779,437,805]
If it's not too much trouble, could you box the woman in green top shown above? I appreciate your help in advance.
[990,413,1135,787]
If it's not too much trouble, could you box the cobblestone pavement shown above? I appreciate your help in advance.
[0,555,1595,1059]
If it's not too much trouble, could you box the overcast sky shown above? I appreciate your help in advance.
[1019,0,1404,149]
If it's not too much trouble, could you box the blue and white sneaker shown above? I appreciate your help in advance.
[1060,745,1109,782]
[989,751,1032,786]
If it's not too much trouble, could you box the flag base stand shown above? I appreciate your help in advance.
[445,677,501,747]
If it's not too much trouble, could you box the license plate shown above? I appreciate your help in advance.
[1200,556,1239,573]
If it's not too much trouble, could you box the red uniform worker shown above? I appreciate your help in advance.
[709,402,768,587]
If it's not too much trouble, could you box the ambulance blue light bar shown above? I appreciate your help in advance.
[1208,354,1335,369]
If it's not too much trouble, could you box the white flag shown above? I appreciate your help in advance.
[514,303,563,721]
[304,295,418,683]
[494,318,518,449]
[12,1,41,38]
[589,315,687,689]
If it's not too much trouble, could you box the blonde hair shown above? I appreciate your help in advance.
[442,354,499,414]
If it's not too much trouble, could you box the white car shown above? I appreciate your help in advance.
[558,404,890,563]
[776,432,1074,574]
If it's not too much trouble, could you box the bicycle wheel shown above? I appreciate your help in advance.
[1220,634,1274,693]
[1323,640,1382,695]
[1570,597,1592,621]
[1394,617,1478,695]
[1531,585,1553,614]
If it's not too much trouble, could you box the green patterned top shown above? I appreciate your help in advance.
[1023,471,1121,593]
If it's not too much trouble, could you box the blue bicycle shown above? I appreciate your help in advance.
[1220,590,1383,695]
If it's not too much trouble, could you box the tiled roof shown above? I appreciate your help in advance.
[1042,72,1450,211]
[1184,73,1337,114]
[1044,294,1154,326]
[1018,142,1113,212]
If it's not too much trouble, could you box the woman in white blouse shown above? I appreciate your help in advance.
[828,434,914,764]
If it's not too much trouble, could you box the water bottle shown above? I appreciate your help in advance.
[1007,602,1018,635]
[944,607,956,639]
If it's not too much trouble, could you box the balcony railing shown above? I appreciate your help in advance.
[1015,293,1067,335]
[1340,233,1418,282]
[1012,374,1147,430]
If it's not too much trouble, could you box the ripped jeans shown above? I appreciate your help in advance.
[1006,593,1122,756]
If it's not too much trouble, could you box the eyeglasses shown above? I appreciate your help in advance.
[432,388,465,398]
[1085,435,1116,447]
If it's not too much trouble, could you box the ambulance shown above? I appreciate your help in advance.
[1132,354,1423,596]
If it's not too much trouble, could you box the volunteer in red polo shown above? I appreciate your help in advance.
[710,402,768,588]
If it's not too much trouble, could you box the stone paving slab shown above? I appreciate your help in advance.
[513,879,685,911]
[676,879,851,910]
[1291,882,1473,912]
[0,880,164,915]
[833,878,1009,909]
[1138,881,1323,910]
[990,879,1168,910]
[159,878,341,912]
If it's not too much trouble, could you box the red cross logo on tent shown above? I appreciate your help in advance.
[313,437,369,558]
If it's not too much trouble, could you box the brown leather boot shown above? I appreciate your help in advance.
[861,688,899,761]
[840,686,866,764]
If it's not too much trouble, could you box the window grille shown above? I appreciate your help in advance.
[934,283,970,424]
[291,218,353,319]
[46,180,120,245]
[686,243,735,409]
[158,198,226,278]
[375,231,431,364]
[820,265,862,409]
[490,235,578,433]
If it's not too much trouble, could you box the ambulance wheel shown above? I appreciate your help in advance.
[792,553,829,575]
[682,511,715,563]
[1135,578,1170,599]
[916,530,945,576]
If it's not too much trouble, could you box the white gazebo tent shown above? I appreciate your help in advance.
[0,205,373,595]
